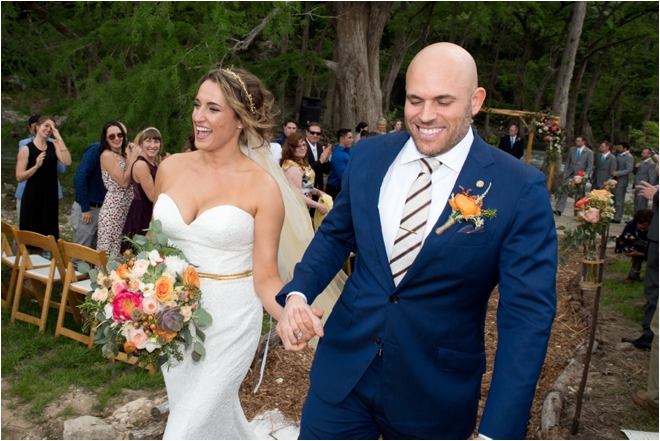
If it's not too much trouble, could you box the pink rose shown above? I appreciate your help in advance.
[142,297,160,315]
[582,208,600,224]
[112,291,143,323]
[129,327,149,349]
[131,259,150,278]
[128,279,140,291]
[112,281,129,296]
[573,176,583,184]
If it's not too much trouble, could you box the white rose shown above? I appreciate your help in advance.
[180,306,193,322]
[141,283,155,298]
[92,287,108,302]
[104,303,114,320]
[147,250,163,266]
[131,259,150,278]
[163,255,187,278]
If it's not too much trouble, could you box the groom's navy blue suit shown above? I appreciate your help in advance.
[276,130,557,439]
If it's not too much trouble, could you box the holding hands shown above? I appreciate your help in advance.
[276,295,325,351]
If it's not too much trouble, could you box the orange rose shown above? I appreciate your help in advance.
[154,276,174,302]
[575,196,589,210]
[155,327,177,342]
[123,341,137,354]
[117,264,132,280]
[449,194,481,219]
[183,267,200,288]
[590,189,611,201]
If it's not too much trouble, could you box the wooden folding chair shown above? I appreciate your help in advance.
[10,231,82,332]
[1,222,51,309]
[56,239,108,347]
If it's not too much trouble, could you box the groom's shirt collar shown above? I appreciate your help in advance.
[399,127,473,173]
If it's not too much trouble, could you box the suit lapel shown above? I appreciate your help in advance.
[366,134,409,293]
[396,133,496,290]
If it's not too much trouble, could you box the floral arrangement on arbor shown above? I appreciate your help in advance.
[534,111,564,162]
[79,221,212,369]
[557,189,615,265]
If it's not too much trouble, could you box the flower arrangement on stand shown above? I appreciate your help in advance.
[555,170,588,214]
[533,111,564,163]
[79,220,212,370]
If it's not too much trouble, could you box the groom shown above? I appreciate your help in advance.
[276,43,557,440]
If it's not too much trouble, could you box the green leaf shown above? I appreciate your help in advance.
[156,233,168,246]
[150,219,162,233]
[181,329,192,347]
[193,341,205,356]
[195,327,206,342]
[191,350,201,362]
[193,307,213,327]
[88,269,98,283]
[77,262,91,273]
[107,261,120,272]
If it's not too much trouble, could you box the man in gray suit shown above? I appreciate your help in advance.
[555,136,594,216]
[633,148,658,213]
[591,141,617,189]
[612,142,635,223]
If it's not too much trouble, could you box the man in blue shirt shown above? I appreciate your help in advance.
[71,142,105,251]
[325,128,354,200]
[15,114,65,224]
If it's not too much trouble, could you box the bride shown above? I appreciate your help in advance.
[153,68,340,439]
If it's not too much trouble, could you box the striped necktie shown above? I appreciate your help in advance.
[390,157,441,286]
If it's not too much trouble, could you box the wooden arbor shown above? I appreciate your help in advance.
[479,107,560,190]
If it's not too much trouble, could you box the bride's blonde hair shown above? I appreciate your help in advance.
[197,68,276,148]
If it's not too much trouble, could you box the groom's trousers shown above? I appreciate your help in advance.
[299,355,420,440]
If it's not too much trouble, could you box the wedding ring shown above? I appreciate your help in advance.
[296,331,303,340]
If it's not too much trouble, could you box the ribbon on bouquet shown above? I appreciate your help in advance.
[253,315,272,393]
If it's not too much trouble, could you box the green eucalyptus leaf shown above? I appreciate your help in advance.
[191,350,201,362]
[193,307,213,327]
[77,262,91,273]
[193,341,205,356]
[195,327,206,342]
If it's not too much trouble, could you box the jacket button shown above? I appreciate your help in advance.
[390,295,399,304]
[373,338,380,345]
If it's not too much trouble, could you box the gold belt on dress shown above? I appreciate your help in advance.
[197,269,253,281]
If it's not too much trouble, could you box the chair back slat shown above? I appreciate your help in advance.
[1,221,17,259]
[16,231,66,279]
[58,240,108,284]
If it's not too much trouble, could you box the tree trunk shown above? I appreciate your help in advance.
[448,1,459,43]
[484,26,507,137]
[277,31,289,114]
[564,59,588,146]
[381,30,415,112]
[551,1,587,124]
[578,47,609,138]
[532,18,570,111]
[324,2,393,129]
[295,1,311,121]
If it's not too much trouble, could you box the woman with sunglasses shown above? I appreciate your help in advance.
[97,120,139,258]
[120,127,163,252]
[280,133,328,216]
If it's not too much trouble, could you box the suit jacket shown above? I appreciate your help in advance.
[591,153,617,189]
[498,135,525,160]
[277,131,557,439]
[305,139,331,189]
[615,152,635,189]
[563,146,594,179]
[634,159,658,187]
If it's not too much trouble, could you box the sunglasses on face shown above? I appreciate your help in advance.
[107,133,125,141]
[308,131,321,136]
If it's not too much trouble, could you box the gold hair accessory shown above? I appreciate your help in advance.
[222,69,256,115]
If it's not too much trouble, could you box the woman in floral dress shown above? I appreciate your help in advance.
[280,133,327,216]
[97,121,140,258]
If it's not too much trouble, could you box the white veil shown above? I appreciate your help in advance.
[241,136,346,349]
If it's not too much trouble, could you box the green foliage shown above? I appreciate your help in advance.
[631,121,659,152]
[600,256,646,324]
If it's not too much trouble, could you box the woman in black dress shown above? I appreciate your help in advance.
[15,116,72,240]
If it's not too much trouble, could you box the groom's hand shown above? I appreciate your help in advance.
[276,295,324,351]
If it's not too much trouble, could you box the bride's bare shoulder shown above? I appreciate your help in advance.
[158,152,196,175]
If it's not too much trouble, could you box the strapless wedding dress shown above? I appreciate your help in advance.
[154,194,262,440]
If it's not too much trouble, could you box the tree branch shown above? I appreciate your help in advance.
[232,7,280,51]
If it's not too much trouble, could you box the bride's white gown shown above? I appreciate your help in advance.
[154,193,262,440]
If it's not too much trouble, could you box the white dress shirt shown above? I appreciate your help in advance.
[378,129,473,259]
[306,138,319,161]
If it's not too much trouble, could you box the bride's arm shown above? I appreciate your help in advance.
[252,174,286,321]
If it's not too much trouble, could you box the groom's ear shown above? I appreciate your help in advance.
[471,87,486,116]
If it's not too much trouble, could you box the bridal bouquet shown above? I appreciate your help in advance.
[79,220,212,369]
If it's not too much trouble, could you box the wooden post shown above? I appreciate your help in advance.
[571,225,608,435]
[547,162,556,191]
[525,119,535,164]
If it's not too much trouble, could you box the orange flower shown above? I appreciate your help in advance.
[155,327,177,342]
[123,341,137,354]
[575,197,589,210]
[449,194,481,219]
[154,276,174,302]
[183,267,200,288]
[117,264,132,280]
[590,189,611,201]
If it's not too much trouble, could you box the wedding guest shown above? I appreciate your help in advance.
[354,122,368,142]
[612,142,635,223]
[325,129,354,200]
[264,130,282,165]
[121,127,163,252]
[182,130,197,152]
[615,209,652,283]
[633,148,658,213]
[281,133,328,216]
[15,114,65,225]
[554,136,593,216]
[498,124,525,160]
[375,117,387,134]
[274,118,297,146]
[97,121,139,258]
[15,116,71,240]
[71,140,104,252]
[389,119,403,133]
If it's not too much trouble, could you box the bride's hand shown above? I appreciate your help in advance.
[276,296,324,351]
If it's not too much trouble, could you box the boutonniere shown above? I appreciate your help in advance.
[435,183,497,235]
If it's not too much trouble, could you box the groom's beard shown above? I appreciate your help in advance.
[406,105,472,157]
